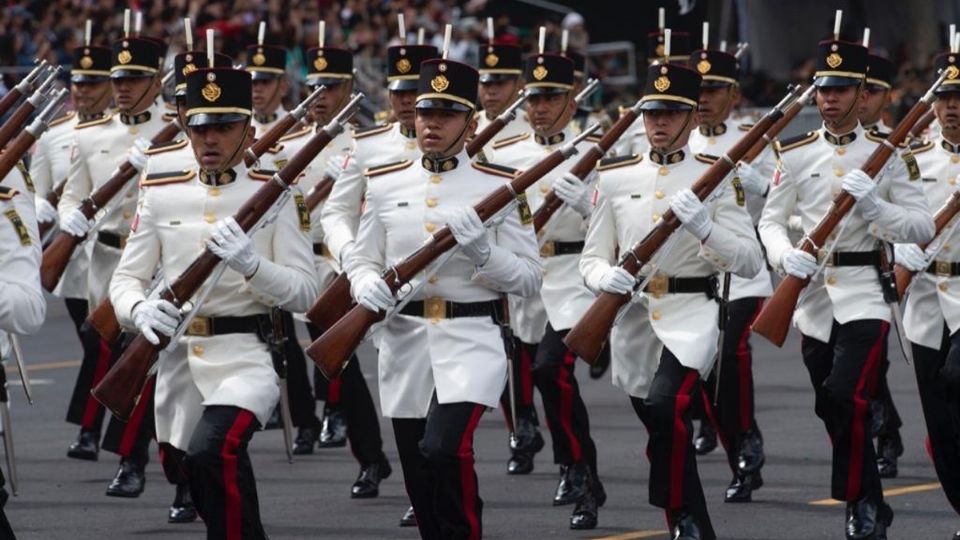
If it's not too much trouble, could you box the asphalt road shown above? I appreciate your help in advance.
[3,296,958,539]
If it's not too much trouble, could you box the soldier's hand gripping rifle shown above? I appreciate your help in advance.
[893,191,960,297]
[83,86,328,344]
[0,67,60,152]
[305,124,602,380]
[0,60,48,119]
[751,70,949,347]
[0,89,68,185]
[90,94,365,420]
[562,85,804,363]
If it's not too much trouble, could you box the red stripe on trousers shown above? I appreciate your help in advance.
[557,350,583,462]
[670,370,700,509]
[222,409,255,540]
[520,345,534,405]
[737,299,764,432]
[699,388,728,453]
[118,376,155,456]
[328,376,342,404]
[458,405,485,540]
[846,321,888,501]
[81,339,112,429]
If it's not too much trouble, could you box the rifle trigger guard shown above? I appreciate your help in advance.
[798,235,819,253]
[384,267,401,288]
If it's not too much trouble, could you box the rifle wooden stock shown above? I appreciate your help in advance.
[87,297,122,344]
[0,86,24,120]
[306,143,583,379]
[244,113,298,167]
[41,122,182,292]
[38,179,66,239]
[894,191,960,297]
[563,109,788,363]
[907,109,936,143]
[304,175,335,212]
[305,271,350,330]
[0,127,42,185]
[742,97,806,164]
[751,99,935,347]
[0,98,38,151]
[466,116,507,157]
[91,127,340,420]
[531,103,641,232]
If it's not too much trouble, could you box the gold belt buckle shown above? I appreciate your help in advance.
[423,297,447,322]
[937,260,951,277]
[539,241,556,258]
[186,316,211,337]
[818,248,833,267]
[647,273,669,299]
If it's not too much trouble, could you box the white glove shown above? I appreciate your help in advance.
[552,172,593,217]
[669,189,713,241]
[354,275,395,313]
[324,153,347,180]
[780,248,818,279]
[60,208,94,237]
[206,217,261,277]
[446,207,491,266]
[132,299,181,345]
[841,169,883,220]
[736,162,769,196]
[895,243,927,272]
[128,137,150,172]
[598,266,635,295]
[35,197,58,224]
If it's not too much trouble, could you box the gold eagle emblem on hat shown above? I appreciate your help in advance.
[201,82,222,102]
[696,60,711,74]
[653,75,671,92]
[314,56,328,72]
[182,63,197,76]
[430,74,450,93]
[485,53,499,67]
[80,56,93,69]
[532,65,548,81]
[117,50,132,65]
[826,52,843,69]
[655,44,665,57]
[396,57,411,74]
[252,51,266,66]
[947,65,960,80]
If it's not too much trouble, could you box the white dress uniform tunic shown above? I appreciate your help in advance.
[347,152,542,418]
[758,124,934,342]
[580,148,763,398]
[321,122,421,264]
[0,177,45,357]
[611,111,649,157]
[252,107,288,137]
[109,162,319,448]
[903,137,960,348]
[483,128,598,342]
[60,104,169,306]
[474,110,529,157]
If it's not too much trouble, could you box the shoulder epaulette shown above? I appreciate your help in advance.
[373,110,392,124]
[145,138,189,155]
[0,186,19,200]
[491,133,530,149]
[278,126,311,142]
[139,170,195,187]
[266,144,284,154]
[162,112,177,123]
[353,123,393,139]
[597,154,642,171]
[738,123,754,132]
[365,159,413,178]
[49,110,75,128]
[695,153,720,164]
[471,161,519,179]
[75,113,113,129]
[249,169,275,181]
[909,139,935,154]
[775,131,818,153]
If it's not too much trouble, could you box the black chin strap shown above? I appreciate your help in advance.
[655,109,695,153]
[125,74,157,117]
[427,112,472,160]
[827,81,864,131]
[216,121,253,174]
[538,91,574,138]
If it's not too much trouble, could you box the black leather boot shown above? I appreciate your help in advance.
[292,426,319,455]
[845,496,893,539]
[737,428,765,473]
[569,470,598,530]
[317,405,347,448]
[168,483,198,523]
[351,458,392,498]
[67,429,99,461]
[106,456,146,497]
[876,434,903,479]
[670,510,703,540]
[724,470,763,503]
[554,462,590,506]
[399,506,417,527]
[506,407,544,475]
[694,422,717,455]
[589,350,610,379]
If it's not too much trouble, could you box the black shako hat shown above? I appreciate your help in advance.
[72,45,112,82]
[415,58,478,112]
[388,45,438,91]
[813,40,868,87]
[689,49,739,88]
[523,53,574,95]
[185,67,253,127]
[245,44,286,80]
[477,43,522,83]
[639,62,702,111]
[305,46,353,87]
[110,37,163,79]
[175,52,233,97]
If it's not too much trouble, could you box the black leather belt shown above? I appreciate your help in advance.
[819,250,881,267]
[97,230,127,249]
[399,298,502,320]
[926,260,960,276]
[184,314,270,337]
[539,240,584,257]
[313,242,330,257]
[641,275,718,298]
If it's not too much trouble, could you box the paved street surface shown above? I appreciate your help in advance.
[4,297,958,539]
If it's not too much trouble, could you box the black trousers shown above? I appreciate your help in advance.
[702,297,764,472]
[801,319,888,502]
[186,405,267,540]
[532,324,600,474]
[393,395,486,540]
[872,354,902,439]
[499,338,537,431]
[101,374,155,460]
[912,326,960,515]
[630,350,715,540]
[279,312,320,429]
[307,324,384,466]
[65,323,113,434]
[159,442,189,485]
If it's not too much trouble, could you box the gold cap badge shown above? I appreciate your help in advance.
[252,51,266,66]
[653,75,671,92]
[117,50,132,65]
[696,60,711,74]
[396,57,411,74]
[826,52,843,69]
[655,44,665,57]
[485,53,499,67]
[430,74,450,92]
[948,65,960,80]
[80,56,93,69]
[182,63,197,76]
[532,65,548,81]
[201,82,222,102]
[313,56,328,72]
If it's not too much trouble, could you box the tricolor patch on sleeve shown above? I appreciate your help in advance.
[772,167,782,187]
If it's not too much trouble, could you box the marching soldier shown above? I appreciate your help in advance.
[109,65,319,539]
[483,51,605,529]
[474,42,528,154]
[581,60,762,540]
[859,52,895,136]
[58,34,167,495]
[246,27,289,135]
[894,49,960,540]
[345,56,542,540]
[687,44,770,502]
[757,38,933,539]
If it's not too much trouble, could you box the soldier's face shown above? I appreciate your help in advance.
[526,92,575,135]
[935,93,960,134]
[858,87,889,125]
[478,78,520,117]
[388,89,417,129]
[71,80,112,115]
[188,120,253,170]
[816,85,862,127]
[252,78,287,113]
[311,81,352,124]
[111,76,160,113]
[643,108,694,151]
[415,108,477,156]
[697,85,738,127]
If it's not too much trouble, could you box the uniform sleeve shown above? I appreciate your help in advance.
[472,201,543,297]
[29,134,53,196]
[758,155,798,274]
[700,176,763,278]
[0,192,45,334]
[579,180,618,293]
[58,148,92,218]
[243,186,320,312]
[868,153,934,244]
[346,182,387,298]
[109,191,160,327]
[320,141,365,263]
